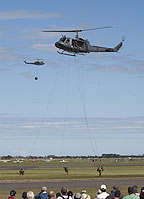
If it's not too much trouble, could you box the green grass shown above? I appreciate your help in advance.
[0,158,144,198]
[0,165,144,181]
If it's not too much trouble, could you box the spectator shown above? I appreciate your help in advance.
[8,190,16,199]
[133,186,139,196]
[140,187,144,199]
[57,187,68,199]
[81,190,91,199]
[49,191,56,199]
[35,186,48,199]
[97,190,102,196]
[27,191,34,199]
[73,193,82,199]
[109,186,123,199]
[56,193,62,198]
[114,190,121,199]
[67,191,73,199]
[22,192,28,199]
[97,184,109,199]
[123,187,139,199]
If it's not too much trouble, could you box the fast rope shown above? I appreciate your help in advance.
[30,55,63,156]
[60,57,70,155]
[75,56,99,156]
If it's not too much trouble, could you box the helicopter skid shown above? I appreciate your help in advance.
[57,51,76,56]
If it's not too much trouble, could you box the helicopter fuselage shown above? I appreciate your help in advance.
[55,36,123,55]
[24,60,45,65]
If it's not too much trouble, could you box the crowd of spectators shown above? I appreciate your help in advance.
[8,184,144,199]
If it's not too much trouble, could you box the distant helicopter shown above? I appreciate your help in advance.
[24,59,45,65]
[42,26,124,56]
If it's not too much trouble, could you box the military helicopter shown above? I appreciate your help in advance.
[42,26,124,56]
[24,59,45,65]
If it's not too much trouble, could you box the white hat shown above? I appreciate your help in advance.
[101,184,106,190]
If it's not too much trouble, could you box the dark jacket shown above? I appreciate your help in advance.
[109,190,123,199]
[35,191,48,199]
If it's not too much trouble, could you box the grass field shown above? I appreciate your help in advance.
[0,158,144,198]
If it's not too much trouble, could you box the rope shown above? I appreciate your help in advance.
[60,57,70,155]
[30,55,63,156]
[75,56,99,156]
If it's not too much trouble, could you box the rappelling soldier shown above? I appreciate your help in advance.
[97,166,104,177]
[63,167,68,175]
[19,168,25,175]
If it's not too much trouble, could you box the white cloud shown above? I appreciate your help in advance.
[0,10,60,20]
[0,117,144,131]
[33,43,56,52]
[86,54,144,75]
[21,29,60,41]
[0,47,18,62]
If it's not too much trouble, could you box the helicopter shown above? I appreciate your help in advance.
[24,59,45,65]
[42,26,124,56]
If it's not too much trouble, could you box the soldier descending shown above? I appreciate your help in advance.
[97,166,104,177]
[63,167,68,175]
[19,168,25,175]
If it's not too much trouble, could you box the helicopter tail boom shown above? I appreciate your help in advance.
[89,40,123,53]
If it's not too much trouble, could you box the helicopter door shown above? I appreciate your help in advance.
[72,39,78,48]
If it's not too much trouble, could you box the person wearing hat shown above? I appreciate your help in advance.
[97,184,109,199]
[35,186,48,199]
[123,187,139,199]
[140,187,144,199]
[8,190,16,199]
[81,190,91,199]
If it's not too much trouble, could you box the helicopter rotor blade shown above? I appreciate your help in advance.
[42,30,77,33]
[42,26,113,33]
[78,26,113,32]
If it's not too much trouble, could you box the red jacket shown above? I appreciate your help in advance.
[8,196,15,199]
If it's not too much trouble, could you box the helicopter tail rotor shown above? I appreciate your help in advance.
[122,35,126,43]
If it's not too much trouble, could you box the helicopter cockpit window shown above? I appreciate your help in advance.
[60,36,66,42]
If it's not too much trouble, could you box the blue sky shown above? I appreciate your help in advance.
[0,0,144,156]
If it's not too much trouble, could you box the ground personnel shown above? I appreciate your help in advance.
[35,186,48,199]
[97,167,104,177]
[19,168,25,175]
[63,167,68,175]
